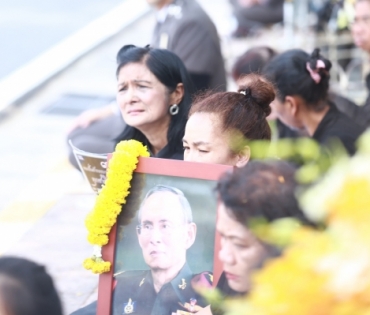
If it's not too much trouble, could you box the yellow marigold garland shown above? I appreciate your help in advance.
[83,140,149,274]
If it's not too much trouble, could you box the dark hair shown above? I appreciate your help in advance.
[231,46,277,81]
[216,160,312,226]
[115,45,194,157]
[0,257,63,315]
[189,73,273,147]
[263,48,332,111]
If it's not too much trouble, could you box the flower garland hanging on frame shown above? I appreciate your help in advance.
[83,140,149,274]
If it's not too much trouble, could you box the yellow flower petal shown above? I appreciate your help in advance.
[83,140,149,273]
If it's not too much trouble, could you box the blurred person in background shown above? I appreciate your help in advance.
[351,0,370,126]
[231,46,277,85]
[183,73,273,166]
[232,46,365,139]
[214,160,314,296]
[68,45,193,168]
[67,0,226,170]
[0,256,63,315]
[230,46,304,139]
[229,0,284,38]
[263,48,364,155]
[149,0,226,92]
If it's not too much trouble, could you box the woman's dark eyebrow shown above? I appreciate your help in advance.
[118,79,151,88]
[193,141,210,147]
[224,234,250,244]
[182,139,210,146]
[134,80,151,84]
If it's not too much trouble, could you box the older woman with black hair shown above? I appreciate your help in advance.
[215,160,313,296]
[115,45,194,159]
[68,45,194,168]
[70,46,194,314]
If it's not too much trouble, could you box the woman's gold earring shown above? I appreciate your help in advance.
[169,104,179,115]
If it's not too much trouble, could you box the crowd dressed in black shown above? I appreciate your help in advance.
[2,1,370,315]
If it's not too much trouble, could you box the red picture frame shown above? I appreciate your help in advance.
[97,157,232,315]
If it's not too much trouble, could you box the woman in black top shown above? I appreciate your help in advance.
[214,161,314,298]
[264,48,364,155]
[115,45,194,160]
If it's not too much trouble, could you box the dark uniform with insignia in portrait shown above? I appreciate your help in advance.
[112,264,212,315]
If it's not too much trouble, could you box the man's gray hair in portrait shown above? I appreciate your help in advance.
[137,185,193,223]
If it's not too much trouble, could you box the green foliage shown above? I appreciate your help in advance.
[243,136,349,184]
[357,129,370,154]
[249,217,302,248]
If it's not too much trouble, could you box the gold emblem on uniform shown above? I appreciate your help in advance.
[139,278,145,287]
[124,298,134,314]
[178,278,186,290]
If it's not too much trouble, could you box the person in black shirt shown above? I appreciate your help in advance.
[229,0,284,38]
[264,48,364,155]
[113,45,194,160]
[149,0,226,92]
[68,45,194,169]
[312,101,364,155]
[214,161,314,296]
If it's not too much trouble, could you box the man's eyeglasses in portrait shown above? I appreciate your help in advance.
[136,222,182,236]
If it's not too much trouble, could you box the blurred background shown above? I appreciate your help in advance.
[0,0,367,313]
[0,0,124,80]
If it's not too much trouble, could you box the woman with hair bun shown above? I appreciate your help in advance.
[183,73,273,166]
[264,48,364,155]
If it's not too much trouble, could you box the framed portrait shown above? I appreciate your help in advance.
[97,157,232,315]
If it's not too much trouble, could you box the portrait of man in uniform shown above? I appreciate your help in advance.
[112,184,213,315]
